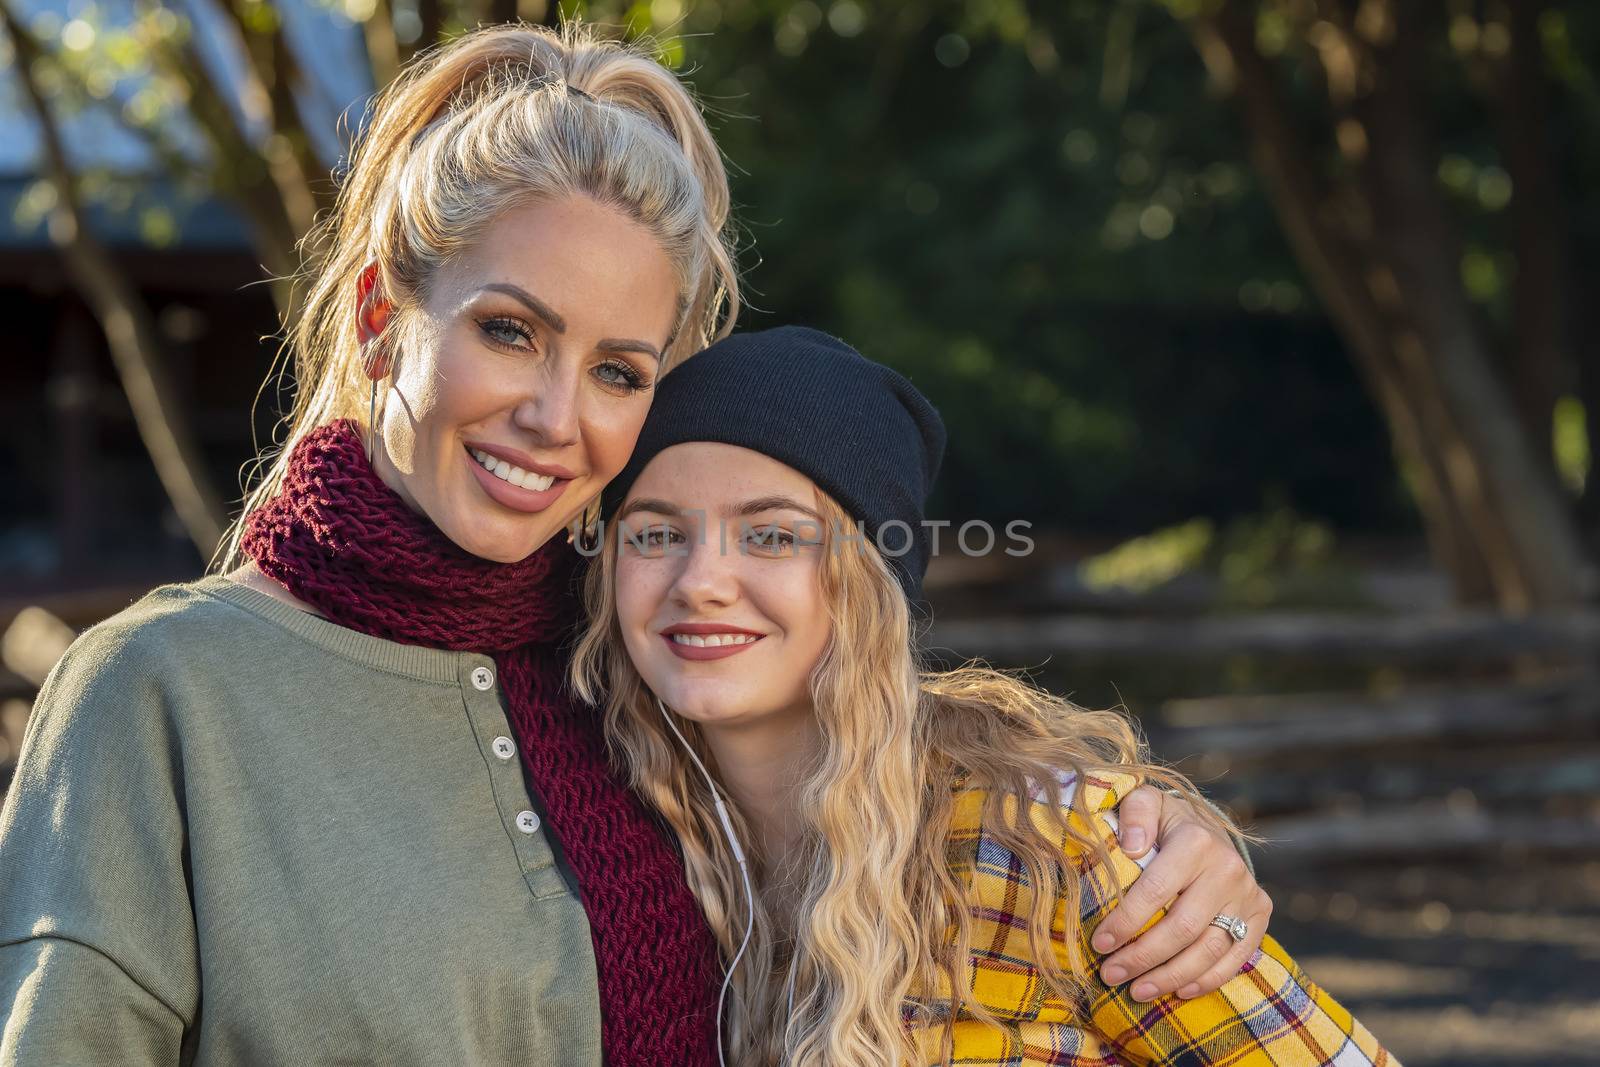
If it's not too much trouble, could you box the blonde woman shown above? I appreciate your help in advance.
[0,25,1259,1067]
[574,326,1398,1065]
[1,22,735,1065]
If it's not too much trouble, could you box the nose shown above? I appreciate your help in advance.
[669,521,739,611]
[511,352,581,448]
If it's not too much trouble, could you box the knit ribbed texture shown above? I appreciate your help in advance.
[601,325,947,598]
[241,421,721,1066]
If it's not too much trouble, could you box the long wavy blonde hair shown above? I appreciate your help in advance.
[571,487,1240,1065]
[218,21,738,568]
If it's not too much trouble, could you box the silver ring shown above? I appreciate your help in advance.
[1210,914,1248,943]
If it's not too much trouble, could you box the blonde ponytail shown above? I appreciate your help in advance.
[219,22,738,570]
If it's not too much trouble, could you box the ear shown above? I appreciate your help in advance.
[356,262,393,380]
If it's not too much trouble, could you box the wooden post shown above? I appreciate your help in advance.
[48,303,97,574]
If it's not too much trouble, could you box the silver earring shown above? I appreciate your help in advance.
[568,498,603,554]
[579,499,602,553]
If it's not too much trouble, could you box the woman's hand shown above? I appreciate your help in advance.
[1092,785,1272,1002]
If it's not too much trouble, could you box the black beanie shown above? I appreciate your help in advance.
[600,326,947,600]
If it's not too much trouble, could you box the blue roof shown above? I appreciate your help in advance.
[1,0,375,249]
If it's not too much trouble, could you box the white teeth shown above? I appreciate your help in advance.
[471,448,555,492]
[671,633,758,647]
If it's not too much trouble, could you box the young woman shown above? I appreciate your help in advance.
[574,326,1398,1065]
[2,25,1272,1067]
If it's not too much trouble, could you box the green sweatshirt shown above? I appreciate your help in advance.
[0,577,603,1065]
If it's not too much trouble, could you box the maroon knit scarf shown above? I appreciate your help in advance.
[241,420,721,1065]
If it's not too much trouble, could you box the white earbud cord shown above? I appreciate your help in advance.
[656,698,755,1067]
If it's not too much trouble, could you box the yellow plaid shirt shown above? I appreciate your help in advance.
[907,769,1399,1066]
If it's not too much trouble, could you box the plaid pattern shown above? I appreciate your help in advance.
[906,770,1399,1066]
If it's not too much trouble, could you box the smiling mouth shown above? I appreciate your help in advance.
[667,633,762,648]
[469,447,557,492]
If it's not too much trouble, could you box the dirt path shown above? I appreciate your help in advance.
[1259,855,1600,1065]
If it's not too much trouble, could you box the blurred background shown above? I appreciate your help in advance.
[1,0,1597,1060]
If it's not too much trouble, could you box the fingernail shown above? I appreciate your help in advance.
[1131,982,1157,1002]
[1121,827,1147,852]
[1101,964,1127,984]
[1093,932,1116,953]
[1177,984,1200,999]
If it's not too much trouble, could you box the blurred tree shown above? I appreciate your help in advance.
[0,0,553,556]
[1168,0,1587,610]
[2,2,226,554]
[8,0,1597,609]
[643,0,1598,611]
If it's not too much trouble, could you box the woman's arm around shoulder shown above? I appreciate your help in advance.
[0,603,201,1064]
[1069,774,1400,1067]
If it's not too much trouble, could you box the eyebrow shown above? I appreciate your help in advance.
[597,337,663,362]
[617,495,822,521]
[481,284,565,333]
[734,495,821,520]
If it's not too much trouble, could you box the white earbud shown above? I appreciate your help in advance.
[657,697,755,1067]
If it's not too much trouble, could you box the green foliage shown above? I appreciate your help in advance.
[23,0,1600,539]
[1079,498,1357,609]
[617,0,1407,532]
[1081,517,1215,594]
[633,0,1599,536]
[1213,500,1341,608]
[1554,396,1590,495]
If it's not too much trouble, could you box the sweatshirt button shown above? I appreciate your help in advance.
[470,666,495,691]
[515,810,541,834]
[491,736,516,760]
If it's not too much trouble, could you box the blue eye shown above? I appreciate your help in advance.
[595,360,648,393]
[478,317,534,348]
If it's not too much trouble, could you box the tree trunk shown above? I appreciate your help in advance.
[1189,3,1589,612]
[1487,0,1569,467]
[522,0,556,26]
[415,0,444,59]
[163,32,303,314]
[49,306,98,571]
[1579,265,1600,544]
[157,0,325,320]
[1189,12,1494,603]
[3,7,228,558]
[1355,5,1586,610]
[362,0,402,90]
